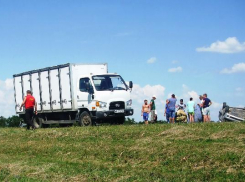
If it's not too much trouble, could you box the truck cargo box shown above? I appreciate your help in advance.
[13,63,108,114]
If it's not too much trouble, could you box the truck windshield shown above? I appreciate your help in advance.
[92,75,128,91]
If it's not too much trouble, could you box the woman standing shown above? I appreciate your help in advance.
[187,97,195,123]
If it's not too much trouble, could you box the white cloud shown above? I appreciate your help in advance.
[147,57,157,64]
[196,37,245,53]
[0,78,16,117]
[168,66,182,73]
[220,62,245,74]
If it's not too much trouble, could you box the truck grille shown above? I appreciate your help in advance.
[109,101,125,110]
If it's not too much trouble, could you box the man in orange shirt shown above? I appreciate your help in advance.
[20,90,37,130]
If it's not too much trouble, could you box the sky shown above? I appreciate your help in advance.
[0,0,245,121]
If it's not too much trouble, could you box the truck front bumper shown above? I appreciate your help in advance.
[94,109,134,119]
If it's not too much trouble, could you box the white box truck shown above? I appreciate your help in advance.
[13,63,134,127]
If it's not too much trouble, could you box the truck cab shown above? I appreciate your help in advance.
[76,74,133,125]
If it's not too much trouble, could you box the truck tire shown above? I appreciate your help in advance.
[33,117,48,128]
[79,111,92,126]
[117,116,125,125]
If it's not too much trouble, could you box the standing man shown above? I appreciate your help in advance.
[20,90,37,130]
[150,95,156,123]
[141,100,150,124]
[168,94,177,123]
[201,93,212,122]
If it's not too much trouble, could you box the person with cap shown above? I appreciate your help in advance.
[150,95,156,123]
[20,90,37,130]
[167,94,177,123]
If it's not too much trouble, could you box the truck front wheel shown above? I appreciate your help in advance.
[117,116,125,125]
[79,111,92,126]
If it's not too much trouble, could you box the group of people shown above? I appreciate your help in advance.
[141,93,212,124]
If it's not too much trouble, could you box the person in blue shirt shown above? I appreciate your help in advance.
[164,99,170,123]
[167,94,177,123]
[201,93,212,122]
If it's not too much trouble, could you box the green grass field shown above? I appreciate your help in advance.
[0,123,245,181]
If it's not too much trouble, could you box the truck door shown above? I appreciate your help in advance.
[40,71,51,111]
[14,76,23,113]
[50,69,61,110]
[60,67,72,109]
[31,73,42,111]
[77,78,93,108]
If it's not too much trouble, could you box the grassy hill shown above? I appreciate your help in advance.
[0,123,245,181]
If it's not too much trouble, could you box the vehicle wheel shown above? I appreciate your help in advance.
[33,117,49,128]
[117,116,125,125]
[79,111,92,126]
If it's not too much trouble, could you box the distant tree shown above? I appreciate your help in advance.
[0,116,7,127]
[0,115,23,127]
[6,116,22,127]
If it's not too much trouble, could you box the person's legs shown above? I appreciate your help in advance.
[169,111,172,123]
[172,111,175,123]
[143,113,148,124]
[191,114,194,122]
[169,110,175,123]
[207,108,210,122]
[25,108,34,130]
[151,110,155,123]
[166,113,170,123]
[25,110,31,130]
[26,108,35,129]
[202,108,207,122]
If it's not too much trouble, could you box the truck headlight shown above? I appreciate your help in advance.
[126,99,132,106]
[96,101,107,108]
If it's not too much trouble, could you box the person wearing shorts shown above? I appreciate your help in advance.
[187,97,195,123]
[167,94,177,123]
[141,100,150,124]
[202,93,212,122]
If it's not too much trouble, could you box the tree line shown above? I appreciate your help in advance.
[0,116,23,127]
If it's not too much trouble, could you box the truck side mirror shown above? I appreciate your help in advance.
[129,81,133,89]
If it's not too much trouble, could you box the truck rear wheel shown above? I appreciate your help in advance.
[79,111,92,126]
[33,117,48,128]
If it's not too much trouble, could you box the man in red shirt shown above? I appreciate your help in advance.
[20,90,37,130]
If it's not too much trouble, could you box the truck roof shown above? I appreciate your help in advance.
[13,63,107,77]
